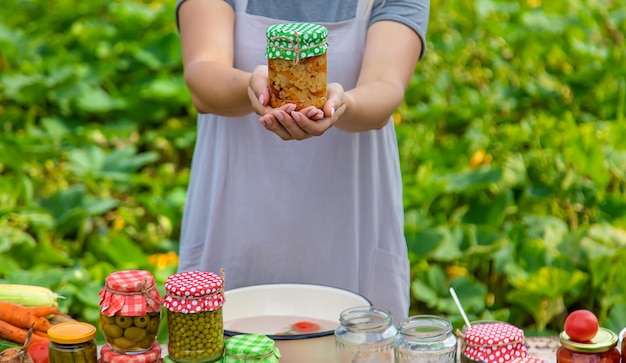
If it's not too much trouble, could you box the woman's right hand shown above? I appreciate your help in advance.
[248,65,273,116]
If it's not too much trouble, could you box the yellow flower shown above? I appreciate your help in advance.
[392,112,402,125]
[469,148,493,169]
[148,251,179,270]
[527,0,541,8]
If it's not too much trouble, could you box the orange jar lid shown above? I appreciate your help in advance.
[48,322,97,344]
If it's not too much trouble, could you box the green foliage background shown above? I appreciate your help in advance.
[1,0,625,342]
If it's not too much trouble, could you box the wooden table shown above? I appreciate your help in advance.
[525,336,560,363]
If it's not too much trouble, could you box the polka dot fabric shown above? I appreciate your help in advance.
[463,322,529,363]
[163,271,224,313]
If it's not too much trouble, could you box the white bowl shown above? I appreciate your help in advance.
[223,283,371,363]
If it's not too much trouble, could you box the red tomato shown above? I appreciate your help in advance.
[27,340,49,363]
[291,321,321,333]
[564,309,599,342]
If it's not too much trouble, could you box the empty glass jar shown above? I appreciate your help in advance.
[334,306,397,363]
[394,315,457,363]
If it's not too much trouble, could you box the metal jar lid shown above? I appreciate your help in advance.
[559,327,617,353]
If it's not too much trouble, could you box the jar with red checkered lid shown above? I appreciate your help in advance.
[164,270,225,363]
[99,341,163,363]
[99,270,163,354]
[460,320,529,363]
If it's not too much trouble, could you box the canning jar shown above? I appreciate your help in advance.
[460,320,528,363]
[99,269,163,353]
[266,22,328,111]
[99,341,163,363]
[557,327,620,363]
[394,315,457,363]
[334,306,397,363]
[48,321,98,363]
[164,270,225,363]
[222,334,281,362]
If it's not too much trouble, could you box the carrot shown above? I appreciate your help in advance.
[28,306,61,318]
[0,301,52,332]
[0,320,48,345]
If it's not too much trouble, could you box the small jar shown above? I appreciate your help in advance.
[460,321,528,363]
[557,327,620,363]
[266,22,328,111]
[222,334,281,362]
[394,315,457,363]
[99,270,163,353]
[99,341,163,363]
[334,306,397,363]
[164,270,225,363]
[48,321,98,363]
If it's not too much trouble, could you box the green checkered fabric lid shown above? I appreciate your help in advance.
[266,23,328,61]
[223,334,281,362]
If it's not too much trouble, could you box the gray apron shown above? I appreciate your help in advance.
[178,0,410,322]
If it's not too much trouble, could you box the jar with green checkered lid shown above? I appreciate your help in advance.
[164,270,225,363]
[266,23,328,111]
[222,334,281,362]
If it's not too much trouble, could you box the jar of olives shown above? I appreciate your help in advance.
[99,270,163,353]
[222,334,281,362]
[556,327,621,363]
[164,270,225,363]
[99,341,163,363]
[48,321,98,363]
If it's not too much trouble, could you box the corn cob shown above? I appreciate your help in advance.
[0,284,58,307]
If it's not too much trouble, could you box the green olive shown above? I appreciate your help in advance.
[124,326,147,342]
[100,314,115,324]
[112,337,136,350]
[114,315,133,329]
[133,315,150,328]
[103,323,123,339]
[147,316,160,334]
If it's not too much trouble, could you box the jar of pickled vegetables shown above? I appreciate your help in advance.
[557,327,620,363]
[460,320,529,363]
[99,341,163,363]
[222,334,281,362]
[48,321,98,363]
[164,270,225,363]
[334,306,397,363]
[266,22,328,111]
[99,270,163,353]
[394,315,457,363]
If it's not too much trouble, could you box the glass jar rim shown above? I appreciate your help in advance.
[339,306,393,332]
[398,315,453,340]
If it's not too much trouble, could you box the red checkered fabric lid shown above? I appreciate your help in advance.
[99,341,162,363]
[163,270,224,313]
[99,270,163,317]
[463,322,529,363]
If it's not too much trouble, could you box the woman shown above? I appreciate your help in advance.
[175,0,429,322]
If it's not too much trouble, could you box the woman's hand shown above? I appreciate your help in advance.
[257,82,346,141]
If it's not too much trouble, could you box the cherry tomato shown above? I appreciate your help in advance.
[564,309,599,342]
[291,321,321,333]
[27,340,49,363]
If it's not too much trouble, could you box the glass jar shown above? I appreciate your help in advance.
[47,321,98,363]
[394,315,457,363]
[460,320,528,363]
[222,334,281,362]
[556,327,620,363]
[99,269,163,353]
[334,306,397,363]
[164,270,225,363]
[99,341,163,363]
[266,23,328,111]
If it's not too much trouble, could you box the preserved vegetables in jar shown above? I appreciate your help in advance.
[99,270,163,353]
[334,306,397,363]
[48,322,98,363]
[557,327,620,363]
[266,23,328,111]
[394,315,456,363]
[222,334,281,362]
[164,270,225,363]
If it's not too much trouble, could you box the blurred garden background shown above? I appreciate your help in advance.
[1,0,625,342]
